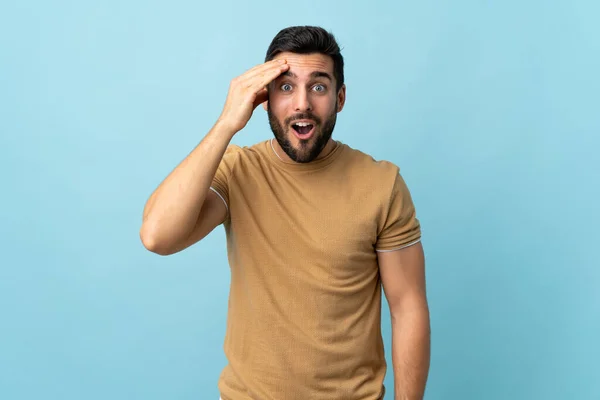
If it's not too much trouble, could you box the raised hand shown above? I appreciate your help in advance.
[217,59,289,134]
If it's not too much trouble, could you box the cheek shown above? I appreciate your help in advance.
[315,96,337,115]
[267,93,286,112]
[267,99,288,126]
[270,94,292,110]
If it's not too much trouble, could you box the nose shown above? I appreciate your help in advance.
[293,87,312,112]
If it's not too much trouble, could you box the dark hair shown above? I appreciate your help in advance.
[265,26,344,91]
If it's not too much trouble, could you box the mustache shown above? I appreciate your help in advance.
[285,113,321,125]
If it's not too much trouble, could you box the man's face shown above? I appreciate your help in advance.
[264,52,345,163]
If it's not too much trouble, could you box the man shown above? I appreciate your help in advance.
[140,26,430,400]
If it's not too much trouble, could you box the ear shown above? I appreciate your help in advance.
[336,84,346,113]
[262,100,268,111]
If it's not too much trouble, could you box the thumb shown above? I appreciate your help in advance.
[253,88,268,109]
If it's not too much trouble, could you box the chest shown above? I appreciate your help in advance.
[227,170,383,272]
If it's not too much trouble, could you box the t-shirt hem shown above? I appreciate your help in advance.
[375,237,421,252]
[210,186,228,211]
[209,186,229,220]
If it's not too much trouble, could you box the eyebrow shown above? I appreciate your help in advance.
[282,70,333,81]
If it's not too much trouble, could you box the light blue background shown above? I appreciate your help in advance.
[1,0,598,399]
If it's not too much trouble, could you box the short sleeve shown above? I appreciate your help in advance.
[375,172,421,252]
[210,144,242,219]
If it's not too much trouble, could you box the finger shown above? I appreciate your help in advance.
[241,64,287,89]
[248,63,289,92]
[241,59,286,81]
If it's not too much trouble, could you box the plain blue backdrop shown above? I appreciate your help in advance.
[1,0,598,399]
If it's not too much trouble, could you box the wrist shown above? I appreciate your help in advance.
[213,118,239,140]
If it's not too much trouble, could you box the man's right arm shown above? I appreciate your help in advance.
[139,122,234,255]
[139,59,289,255]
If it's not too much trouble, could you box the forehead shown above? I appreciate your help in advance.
[272,51,334,78]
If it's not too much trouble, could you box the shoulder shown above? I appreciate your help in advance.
[221,140,269,166]
[338,143,417,225]
[339,142,401,186]
[216,140,277,182]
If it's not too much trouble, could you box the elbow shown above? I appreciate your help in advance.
[139,222,174,256]
[389,296,430,323]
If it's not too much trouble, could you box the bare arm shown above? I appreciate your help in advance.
[378,241,430,400]
[139,124,234,255]
[140,59,289,255]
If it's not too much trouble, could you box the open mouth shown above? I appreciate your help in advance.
[291,122,315,139]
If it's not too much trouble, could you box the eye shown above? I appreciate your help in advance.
[281,83,293,92]
[313,84,326,92]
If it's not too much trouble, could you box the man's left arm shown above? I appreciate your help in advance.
[378,241,430,400]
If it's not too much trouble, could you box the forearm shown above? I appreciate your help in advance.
[140,121,235,251]
[390,306,431,400]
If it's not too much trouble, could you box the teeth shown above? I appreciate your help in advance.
[294,122,312,127]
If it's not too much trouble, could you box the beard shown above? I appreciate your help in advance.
[267,102,338,163]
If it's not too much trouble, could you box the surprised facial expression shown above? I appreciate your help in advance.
[265,52,346,163]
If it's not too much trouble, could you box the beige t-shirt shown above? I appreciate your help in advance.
[210,139,421,400]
